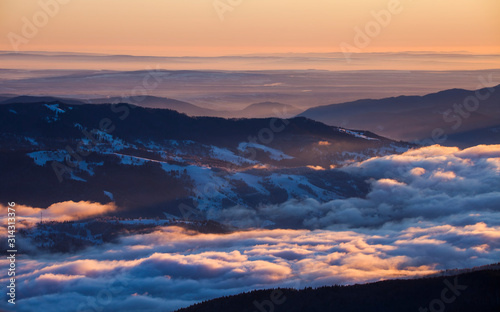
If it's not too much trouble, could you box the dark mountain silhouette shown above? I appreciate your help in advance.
[6,83,499,146]
[0,101,399,149]
[88,95,222,116]
[446,124,500,146]
[0,95,15,102]
[0,95,86,105]
[298,84,500,147]
[1,95,300,118]
[176,265,500,312]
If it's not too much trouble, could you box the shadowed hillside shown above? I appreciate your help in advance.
[176,266,500,312]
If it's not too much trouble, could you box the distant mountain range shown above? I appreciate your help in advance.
[176,264,500,312]
[2,83,499,147]
[298,84,500,147]
[89,97,302,118]
[0,95,301,118]
[1,95,86,105]
[88,95,220,116]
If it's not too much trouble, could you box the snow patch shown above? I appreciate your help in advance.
[339,128,379,141]
[24,137,39,146]
[70,172,86,182]
[238,142,293,161]
[104,191,114,201]
[115,154,147,166]
[210,146,257,165]
[43,104,66,122]
[28,151,66,166]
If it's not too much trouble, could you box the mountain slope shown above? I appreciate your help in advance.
[298,84,500,146]
[176,265,500,312]
[88,95,223,116]
[0,95,86,105]
[0,101,412,217]
[1,95,301,118]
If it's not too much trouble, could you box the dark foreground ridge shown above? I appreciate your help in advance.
[176,265,500,312]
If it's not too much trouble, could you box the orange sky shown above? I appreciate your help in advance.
[0,0,499,56]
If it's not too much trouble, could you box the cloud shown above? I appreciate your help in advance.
[0,201,116,225]
[1,144,499,311]
[208,144,500,231]
[307,165,325,171]
[2,222,499,312]
[410,167,426,176]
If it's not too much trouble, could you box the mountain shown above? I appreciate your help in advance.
[298,84,500,147]
[233,102,303,118]
[0,95,222,116]
[0,95,86,105]
[176,265,500,312]
[90,98,302,118]
[0,94,16,102]
[0,95,301,118]
[0,101,413,218]
[88,95,223,116]
[445,124,500,147]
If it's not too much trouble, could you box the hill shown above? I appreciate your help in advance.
[0,101,412,216]
[298,84,500,147]
[176,265,500,312]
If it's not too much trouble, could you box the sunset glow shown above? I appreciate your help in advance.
[1,0,499,57]
[1,0,499,310]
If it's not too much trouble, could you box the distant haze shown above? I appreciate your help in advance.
[1,51,500,71]
[1,53,499,110]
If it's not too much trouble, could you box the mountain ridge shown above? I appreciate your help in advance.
[298,84,500,146]
[175,264,500,312]
[0,101,411,216]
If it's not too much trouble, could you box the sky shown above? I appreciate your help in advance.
[1,0,499,56]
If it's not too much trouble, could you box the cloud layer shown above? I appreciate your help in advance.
[2,222,499,312]
[0,201,116,228]
[208,144,500,230]
[1,144,499,312]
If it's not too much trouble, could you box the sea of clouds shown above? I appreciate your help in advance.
[1,144,499,312]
